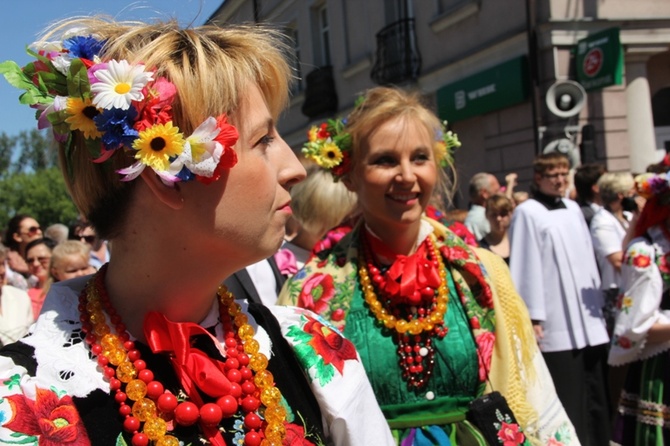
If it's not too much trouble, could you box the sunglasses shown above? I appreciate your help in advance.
[79,235,96,244]
[26,256,51,265]
[22,226,41,235]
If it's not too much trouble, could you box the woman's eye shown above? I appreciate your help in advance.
[372,156,396,166]
[256,134,275,147]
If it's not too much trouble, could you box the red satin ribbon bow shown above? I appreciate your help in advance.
[366,234,442,298]
[143,311,230,446]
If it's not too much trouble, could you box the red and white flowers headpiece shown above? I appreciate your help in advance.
[0,34,238,185]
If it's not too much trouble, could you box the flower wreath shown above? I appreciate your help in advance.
[302,113,460,180]
[302,118,352,180]
[0,34,238,186]
[635,171,670,201]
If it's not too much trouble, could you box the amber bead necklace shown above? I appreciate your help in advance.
[79,265,287,446]
[359,233,449,390]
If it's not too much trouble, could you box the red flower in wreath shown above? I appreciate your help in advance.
[497,422,526,446]
[304,318,358,374]
[298,273,336,314]
[316,123,330,139]
[632,253,651,268]
[283,422,316,446]
[3,387,90,445]
[475,332,495,382]
[196,114,239,185]
[331,150,351,178]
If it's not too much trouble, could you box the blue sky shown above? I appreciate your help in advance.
[0,0,223,136]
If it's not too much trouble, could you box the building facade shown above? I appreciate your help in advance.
[209,0,670,205]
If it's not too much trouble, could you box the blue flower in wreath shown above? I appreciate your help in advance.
[62,36,105,60]
[94,107,139,149]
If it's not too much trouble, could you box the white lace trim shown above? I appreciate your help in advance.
[15,276,271,399]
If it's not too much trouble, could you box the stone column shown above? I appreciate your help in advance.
[625,53,659,173]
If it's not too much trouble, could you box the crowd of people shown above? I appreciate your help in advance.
[0,11,667,446]
[0,215,101,344]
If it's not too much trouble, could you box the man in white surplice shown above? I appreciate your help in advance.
[509,152,611,446]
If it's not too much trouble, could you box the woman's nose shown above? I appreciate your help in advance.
[396,162,416,183]
[277,136,306,189]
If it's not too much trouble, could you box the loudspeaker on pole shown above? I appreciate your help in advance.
[546,80,586,119]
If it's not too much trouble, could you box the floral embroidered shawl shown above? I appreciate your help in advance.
[279,218,497,391]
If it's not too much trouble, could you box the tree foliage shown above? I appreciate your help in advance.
[0,130,78,231]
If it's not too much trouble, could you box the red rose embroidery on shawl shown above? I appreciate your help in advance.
[632,254,651,268]
[446,222,478,247]
[298,273,336,314]
[475,331,495,382]
[497,422,526,446]
[331,308,345,321]
[470,317,481,329]
[440,245,470,262]
[3,387,90,445]
[304,318,357,374]
[283,422,316,445]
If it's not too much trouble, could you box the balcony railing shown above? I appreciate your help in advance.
[301,65,339,119]
[371,18,422,85]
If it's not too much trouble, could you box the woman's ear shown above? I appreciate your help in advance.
[341,175,357,193]
[139,170,184,211]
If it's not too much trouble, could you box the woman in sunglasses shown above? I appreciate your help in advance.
[75,222,110,270]
[2,214,42,289]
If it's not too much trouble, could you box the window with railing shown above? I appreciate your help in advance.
[371,18,422,85]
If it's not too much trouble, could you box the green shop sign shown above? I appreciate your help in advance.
[437,56,529,123]
[576,27,623,91]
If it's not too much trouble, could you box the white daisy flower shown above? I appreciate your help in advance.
[90,60,154,110]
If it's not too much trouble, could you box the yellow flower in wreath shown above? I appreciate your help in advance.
[133,122,185,171]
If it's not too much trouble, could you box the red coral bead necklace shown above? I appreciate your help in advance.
[78,265,287,446]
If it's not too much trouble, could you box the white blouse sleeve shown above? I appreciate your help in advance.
[268,305,394,446]
[608,237,670,366]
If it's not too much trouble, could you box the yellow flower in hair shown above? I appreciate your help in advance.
[133,122,185,172]
[315,141,343,169]
[308,125,319,142]
[65,97,102,139]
